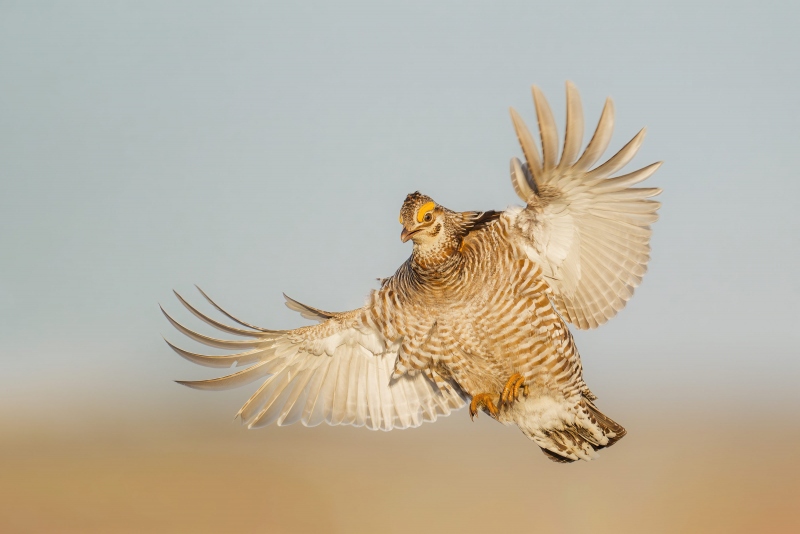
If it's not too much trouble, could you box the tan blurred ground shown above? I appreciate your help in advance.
[1,410,798,534]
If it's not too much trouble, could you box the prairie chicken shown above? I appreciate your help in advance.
[163,82,661,463]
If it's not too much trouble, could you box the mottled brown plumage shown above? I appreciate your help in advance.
[163,82,661,462]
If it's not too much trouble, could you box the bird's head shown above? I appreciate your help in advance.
[399,192,447,245]
[399,192,501,269]
[399,192,464,268]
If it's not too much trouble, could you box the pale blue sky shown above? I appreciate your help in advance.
[1,1,798,424]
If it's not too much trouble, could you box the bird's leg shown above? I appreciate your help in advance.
[469,393,499,420]
[499,373,528,408]
[470,373,529,420]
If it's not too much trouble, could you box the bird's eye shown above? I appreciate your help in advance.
[423,212,432,222]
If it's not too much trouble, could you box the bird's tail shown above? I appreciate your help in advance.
[518,396,626,463]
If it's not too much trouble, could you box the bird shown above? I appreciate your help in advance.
[162,82,662,463]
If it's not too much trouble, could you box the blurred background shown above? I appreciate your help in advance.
[1,1,798,532]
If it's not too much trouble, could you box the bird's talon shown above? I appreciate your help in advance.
[500,373,527,408]
[469,393,499,420]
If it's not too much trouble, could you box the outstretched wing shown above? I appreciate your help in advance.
[282,293,338,323]
[162,287,465,431]
[508,82,662,329]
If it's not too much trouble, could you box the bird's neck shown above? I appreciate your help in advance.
[410,239,464,280]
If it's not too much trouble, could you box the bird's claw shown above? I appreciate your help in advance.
[469,393,499,420]
[470,373,528,421]
[499,373,528,408]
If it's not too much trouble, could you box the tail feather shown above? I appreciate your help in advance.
[583,398,627,447]
[517,396,626,463]
[541,447,577,464]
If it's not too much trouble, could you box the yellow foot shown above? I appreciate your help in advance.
[499,373,529,409]
[469,393,499,420]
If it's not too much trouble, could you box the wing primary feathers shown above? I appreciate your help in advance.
[508,83,662,329]
[173,290,273,338]
[601,187,662,200]
[509,107,543,183]
[283,293,337,322]
[585,128,647,180]
[587,207,659,226]
[194,285,279,333]
[163,337,271,368]
[574,97,615,172]
[175,361,272,391]
[592,161,663,193]
[558,81,584,170]
[160,305,279,349]
[511,157,536,203]
[532,85,559,172]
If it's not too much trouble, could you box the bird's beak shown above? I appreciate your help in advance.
[400,226,417,243]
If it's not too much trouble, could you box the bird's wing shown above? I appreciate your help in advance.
[282,293,339,323]
[507,82,662,329]
[163,287,465,431]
